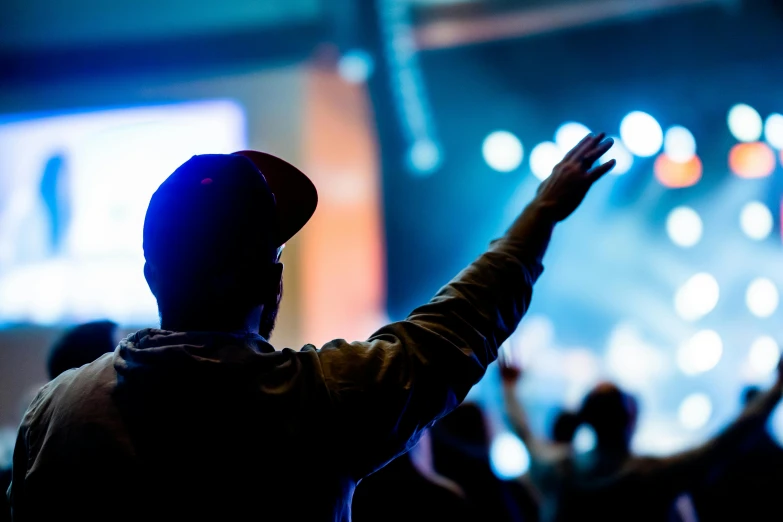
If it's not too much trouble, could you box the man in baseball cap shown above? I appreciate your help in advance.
[9,135,615,521]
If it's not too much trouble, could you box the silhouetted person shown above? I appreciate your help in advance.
[430,403,540,522]
[500,356,783,522]
[551,410,579,444]
[9,135,616,521]
[691,385,783,521]
[352,430,477,522]
[47,320,118,380]
[39,152,71,255]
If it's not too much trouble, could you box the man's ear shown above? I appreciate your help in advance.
[143,262,159,297]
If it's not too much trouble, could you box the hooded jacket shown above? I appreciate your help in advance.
[8,204,553,522]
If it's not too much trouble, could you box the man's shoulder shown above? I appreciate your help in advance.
[25,352,118,426]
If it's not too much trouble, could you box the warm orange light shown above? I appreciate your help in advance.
[729,142,776,179]
[654,154,702,188]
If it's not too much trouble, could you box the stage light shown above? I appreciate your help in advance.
[678,393,712,430]
[729,142,776,179]
[728,104,763,142]
[600,137,633,175]
[674,273,720,322]
[746,277,779,318]
[337,49,375,84]
[764,113,783,150]
[654,154,702,188]
[666,206,702,247]
[677,330,723,375]
[529,141,562,181]
[490,432,530,479]
[620,111,663,157]
[748,335,780,376]
[740,201,773,240]
[482,131,524,172]
[555,122,591,152]
[408,139,441,174]
[664,126,696,163]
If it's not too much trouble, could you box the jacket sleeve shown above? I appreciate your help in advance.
[315,203,555,479]
[637,381,783,496]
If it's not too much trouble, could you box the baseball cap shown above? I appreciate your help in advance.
[143,151,317,272]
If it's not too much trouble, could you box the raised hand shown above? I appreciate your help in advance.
[498,349,522,384]
[534,133,616,222]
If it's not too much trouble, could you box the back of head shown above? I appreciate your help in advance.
[47,320,118,379]
[142,152,317,335]
[143,155,279,331]
[578,382,638,449]
[552,410,580,444]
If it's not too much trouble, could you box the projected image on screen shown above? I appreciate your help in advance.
[0,100,246,326]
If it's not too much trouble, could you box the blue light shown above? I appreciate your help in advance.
[338,49,375,84]
[408,138,441,175]
[764,113,783,149]
[600,137,633,175]
[728,104,762,143]
[482,130,524,172]
[678,393,712,430]
[555,122,591,152]
[529,141,562,181]
[663,126,696,163]
[490,432,530,479]
[620,111,663,157]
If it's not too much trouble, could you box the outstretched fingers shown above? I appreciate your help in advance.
[587,159,616,181]
[564,133,602,162]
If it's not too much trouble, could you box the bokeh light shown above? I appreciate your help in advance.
[555,122,591,152]
[408,139,441,174]
[663,126,696,163]
[482,131,524,172]
[739,201,773,240]
[666,206,703,247]
[728,104,763,142]
[605,323,667,389]
[746,277,779,318]
[654,154,702,188]
[674,273,720,322]
[677,330,723,375]
[529,141,562,181]
[600,136,633,175]
[764,113,783,150]
[489,432,530,479]
[678,393,713,430]
[748,335,780,377]
[620,111,663,157]
[729,142,776,178]
[573,425,597,454]
[337,49,375,84]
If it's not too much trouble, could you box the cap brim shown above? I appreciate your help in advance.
[232,150,318,247]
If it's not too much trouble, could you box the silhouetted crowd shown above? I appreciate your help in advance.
[3,138,782,521]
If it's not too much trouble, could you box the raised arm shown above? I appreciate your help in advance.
[311,135,616,479]
[499,353,561,466]
[639,359,783,495]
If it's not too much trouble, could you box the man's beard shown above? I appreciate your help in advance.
[257,305,278,340]
[258,286,282,340]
